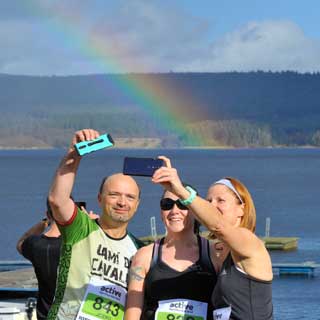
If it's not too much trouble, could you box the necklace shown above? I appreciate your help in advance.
[214,241,225,258]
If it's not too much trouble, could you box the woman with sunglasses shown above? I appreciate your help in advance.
[151,157,273,320]
[125,181,218,320]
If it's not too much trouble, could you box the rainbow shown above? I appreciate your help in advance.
[25,1,209,146]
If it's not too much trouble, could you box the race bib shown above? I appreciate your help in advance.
[155,298,207,320]
[76,277,127,320]
[213,306,231,320]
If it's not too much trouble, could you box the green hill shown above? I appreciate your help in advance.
[1,72,320,148]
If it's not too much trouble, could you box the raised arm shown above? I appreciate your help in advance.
[152,156,224,235]
[125,245,153,320]
[152,157,268,263]
[48,129,100,223]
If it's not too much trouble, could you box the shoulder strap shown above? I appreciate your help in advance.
[200,236,215,272]
[150,238,162,269]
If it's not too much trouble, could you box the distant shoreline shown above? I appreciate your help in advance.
[0,145,318,150]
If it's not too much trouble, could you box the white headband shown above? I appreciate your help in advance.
[214,178,244,204]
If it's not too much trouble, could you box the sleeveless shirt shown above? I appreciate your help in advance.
[211,254,273,320]
[142,236,217,320]
[22,234,61,319]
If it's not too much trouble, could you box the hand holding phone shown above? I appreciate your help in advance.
[123,157,164,177]
[74,133,114,156]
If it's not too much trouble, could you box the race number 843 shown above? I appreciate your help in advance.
[82,293,124,320]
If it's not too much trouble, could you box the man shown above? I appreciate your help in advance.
[17,200,61,320]
[47,129,144,320]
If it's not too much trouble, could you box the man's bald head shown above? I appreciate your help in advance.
[98,173,141,224]
[99,173,141,198]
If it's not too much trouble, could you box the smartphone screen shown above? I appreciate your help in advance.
[123,157,164,177]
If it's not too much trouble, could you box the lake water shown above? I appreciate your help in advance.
[0,148,319,319]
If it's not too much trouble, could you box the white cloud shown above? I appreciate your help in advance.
[87,0,210,72]
[183,20,320,73]
[0,0,211,74]
[1,2,320,75]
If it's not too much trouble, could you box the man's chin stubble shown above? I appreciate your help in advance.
[110,212,130,223]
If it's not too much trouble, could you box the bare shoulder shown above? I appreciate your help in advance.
[235,227,264,247]
[129,243,154,281]
[244,229,267,251]
[131,243,154,267]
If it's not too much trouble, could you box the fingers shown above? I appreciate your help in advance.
[152,166,177,183]
[152,156,173,183]
[80,206,99,220]
[75,129,100,142]
[71,129,100,147]
[88,211,100,220]
[80,206,88,214]
[157,155,172,168]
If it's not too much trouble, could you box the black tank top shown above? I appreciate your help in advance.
[21,234,61,320]
[211,254,273,320]
[141,236,217,320]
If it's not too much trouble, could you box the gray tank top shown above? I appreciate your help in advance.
[211,254,273,320]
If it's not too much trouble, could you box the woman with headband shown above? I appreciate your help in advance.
[125,181,217,320]
[151,156,273,320]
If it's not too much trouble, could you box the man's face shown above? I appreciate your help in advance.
[98,174,140,224]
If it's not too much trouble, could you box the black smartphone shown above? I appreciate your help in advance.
[75,201,86,209]
[123,157,164,177]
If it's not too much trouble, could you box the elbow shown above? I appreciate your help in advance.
[47,193,66,213]
[48,192,74,222]
[47,193,57,208]
[47,194,59,214]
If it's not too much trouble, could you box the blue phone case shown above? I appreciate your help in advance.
[123,157,164,177]
[74,133,114,156]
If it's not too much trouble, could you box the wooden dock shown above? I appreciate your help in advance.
[140,234,299,250]
[0,267,37,289]
[0,260,319,295]
[262,237,299,250]
[0,268,37,319]
[272,261,319,276]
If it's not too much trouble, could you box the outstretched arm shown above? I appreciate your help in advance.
[152,157,268,261]
[48,129,100,223]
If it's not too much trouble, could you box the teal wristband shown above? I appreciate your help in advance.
[179,186,197,206]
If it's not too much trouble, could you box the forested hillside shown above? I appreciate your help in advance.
[0,72,319,148]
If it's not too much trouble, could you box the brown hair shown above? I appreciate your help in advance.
[225,177,256,232]
[208,177,256,240]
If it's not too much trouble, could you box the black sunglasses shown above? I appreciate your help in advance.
[160,198,188,211]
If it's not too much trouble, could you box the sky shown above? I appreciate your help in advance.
[1,0,320,75]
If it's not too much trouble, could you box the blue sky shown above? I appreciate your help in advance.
[183,0,320,38]
[0,0,319,75]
